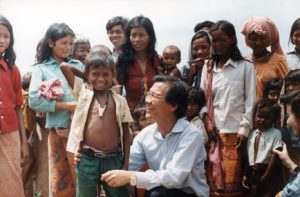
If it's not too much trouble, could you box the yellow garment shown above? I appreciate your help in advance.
[21,90,36,134]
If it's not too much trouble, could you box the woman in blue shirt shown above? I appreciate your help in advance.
[29,23,84,197]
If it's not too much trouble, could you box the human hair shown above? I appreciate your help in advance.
[106,16,129,32]
[190,30,211,59]
[194,20,215,33]
[163,45,181,59]
[285,69,300,85]
[132,106,147,121]
[289,18,300,45]
[253,99,281,127]
[263,78,283,98]
[188,87,206,110]
[210,20,244,62]
[85,51,115,74]
[117,15,157,84]
[280,91,300,120]
[90,45,112,55]
[22,72,32,90]
[154,75,188,119]
[71,35,90,57]
[0,15,16,68]
[36,23,75,64]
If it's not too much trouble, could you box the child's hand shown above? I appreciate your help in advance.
[242,175,249,189]
[21,141,31,164]
[235,134,247,149]
[74,152,81,166]
[65,101,77,112]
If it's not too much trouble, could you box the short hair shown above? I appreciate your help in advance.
[194,20,215,33]
[280,91,300,120]
[254,99,281,126]
[85,51,115,73]
[154,75,188,119]
[163,45,181,59]
[22,72,32,90]
[285,69,300,84]
[90,45,112,55]
[188,87,206,110]
[72,35,90,56]
[132,106,147,121]
[106,16,129,32]
[263,78,283,98]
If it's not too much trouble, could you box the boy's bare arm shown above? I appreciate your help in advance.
[261,153,277,183]
[60,62,85,88]
[121,123,131,170]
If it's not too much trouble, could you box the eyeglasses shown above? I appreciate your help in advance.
[145,91,164,99]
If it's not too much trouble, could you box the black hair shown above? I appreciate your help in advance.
[281,91,300,120]
[289,18,300,45]
[253,99,281,127]
[36,23,75,64]
[85,51,115,74]
[117,15,158,85]
[90,45,113,55]
[0,15,16,68]
[106,16,129,32]
[22,72,32,90]
[188,87,206,110]
[190,30,211,60]
[132,106,147,121]
[263,78,283,98]
[210,20,244,62]
[285,69,300,84]
[194,21,215,33]
[154,75,188,119]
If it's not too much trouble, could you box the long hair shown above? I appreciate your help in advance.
[210,20,244,62]
[0,15,16,69]
[117,15,157,85]
[35,23,74,64]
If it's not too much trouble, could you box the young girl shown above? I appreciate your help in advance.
[0,15,29,197]
[71,35,90,64]
[243,99,282,197]
[201,20,256,196]
[286,18,300,70]
[117,15,161,113]
[29,23,84,196]
[241,16,288,100]
[186,30,211,86]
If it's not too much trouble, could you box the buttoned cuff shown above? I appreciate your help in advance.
[49,100,56,112]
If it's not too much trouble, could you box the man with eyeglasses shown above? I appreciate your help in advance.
[101,75,209,197]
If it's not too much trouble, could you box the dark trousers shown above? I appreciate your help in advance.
[144,186,197,197]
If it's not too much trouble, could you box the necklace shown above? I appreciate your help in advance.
[95,90,109,117]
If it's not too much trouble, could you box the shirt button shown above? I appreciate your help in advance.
[0,116,3,119]
[0,101,2,104]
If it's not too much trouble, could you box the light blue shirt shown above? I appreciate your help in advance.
[286,50,300,70]
[282,167,300,197]
[129,118,209,197]
[29,57,84,129]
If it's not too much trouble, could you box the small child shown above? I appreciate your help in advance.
[243,99,282,197]
[159,45,182,79]
[71,35,91,64]
[63,51,132,197]
[131,105,154,139]
[263,78,283,103]
[284,69,300,94]
[185,87,208,144]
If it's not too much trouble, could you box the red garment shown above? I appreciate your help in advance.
[0,58,23,133]
[125,54,160,112]
[37,78,64,100]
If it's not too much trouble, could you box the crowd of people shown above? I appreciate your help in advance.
[0,13,300,197]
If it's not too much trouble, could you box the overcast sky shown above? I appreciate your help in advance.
[1,0,299,75]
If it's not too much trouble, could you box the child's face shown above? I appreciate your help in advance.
[49,35,73,62]
[254,106,273,131]
[73,43,90,64]
[186,102,200,121]
[287,105,300,136]
[247,32,270,54]
[267,89,281,103]
[285,80,300,93]
[86,65,113,91]
[108,25,125,50]
[162,48,180,69]
[192,37,211,60]
[137,111,152,130]
[0,24,10,55]
[292,28,300,50]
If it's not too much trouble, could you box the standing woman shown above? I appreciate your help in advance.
[286,18,300,70]
[241,16,288,100]
[117,15,160,113]
[29,23,84,196]
[0,15,30,197]
[201,20,256,197]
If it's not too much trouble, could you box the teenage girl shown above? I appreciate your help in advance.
[286,18,300,70]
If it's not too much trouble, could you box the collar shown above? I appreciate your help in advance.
[153,118,188,139]
[213,58,237,72]
[0,57,9,71]
[44,57,74,66]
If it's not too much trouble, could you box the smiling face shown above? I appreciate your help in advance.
[130,26,150,53]
[107,25,125,50]
[254,105,273,131]
[86,65,114,92]
[73,43,90,63]
[247,32,270,55]
[49,35,73,63]
[192,37,211,60]
[0,24,10,55]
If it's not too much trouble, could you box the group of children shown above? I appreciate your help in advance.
[1,12,300,197]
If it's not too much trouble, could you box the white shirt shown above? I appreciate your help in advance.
[201,59,256,137]
[247,128,282,166]
[286,50,300,70]
[129,118,209,197]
